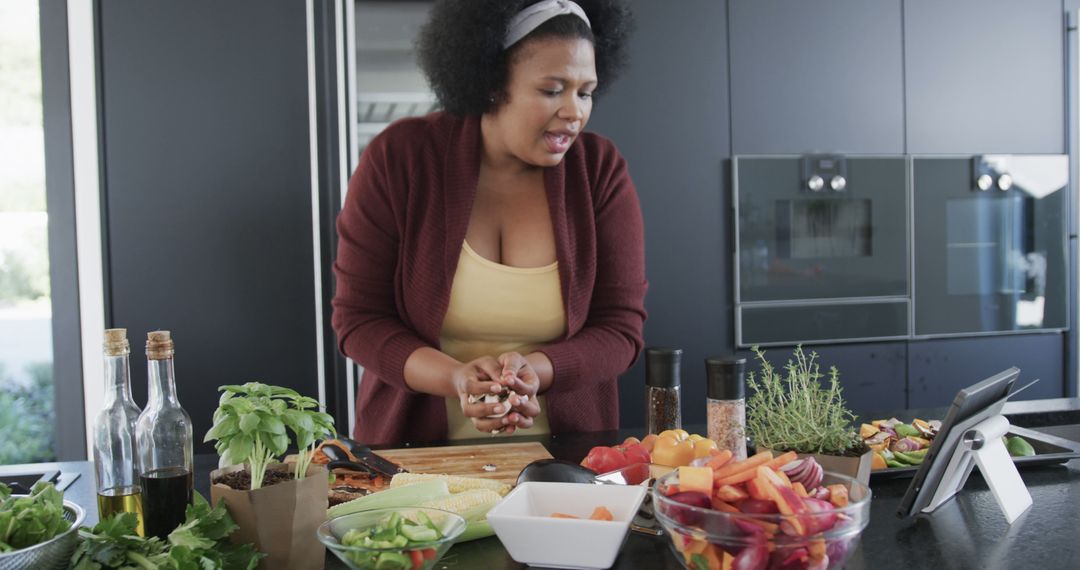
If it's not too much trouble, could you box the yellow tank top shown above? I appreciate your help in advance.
[441,241,565,439]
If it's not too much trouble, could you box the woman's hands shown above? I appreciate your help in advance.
[451,353,543,435]
[495,352,542,432]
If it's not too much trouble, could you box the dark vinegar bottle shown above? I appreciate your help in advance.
[135,330,193,539]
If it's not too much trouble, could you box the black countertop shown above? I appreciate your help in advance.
[8,404,1080,570]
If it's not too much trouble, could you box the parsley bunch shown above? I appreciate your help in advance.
[71,493,262,570]
[746,345,861,455]
[0,481,71,552]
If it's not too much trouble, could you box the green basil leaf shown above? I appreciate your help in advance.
[239,412,261,434]
[226,434,253,464]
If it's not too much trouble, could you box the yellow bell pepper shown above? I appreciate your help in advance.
[652,430,695,466]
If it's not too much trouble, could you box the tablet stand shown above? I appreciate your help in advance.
[921,415,1032,524]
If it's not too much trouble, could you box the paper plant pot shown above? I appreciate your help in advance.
[759,447,874,487]
[210,462,329,570]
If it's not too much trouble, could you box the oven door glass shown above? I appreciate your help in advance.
[913,155,1068,335]
[735,157,909,302]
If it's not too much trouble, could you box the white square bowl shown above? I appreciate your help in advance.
[486,481,647,569]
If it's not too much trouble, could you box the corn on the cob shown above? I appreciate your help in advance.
[418,489,502,522]
[327,479,450,519]
[390,473,511,496]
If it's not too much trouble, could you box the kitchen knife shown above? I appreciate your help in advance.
[328,438,409,477]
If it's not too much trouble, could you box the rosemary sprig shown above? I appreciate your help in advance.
[746,345,860,455]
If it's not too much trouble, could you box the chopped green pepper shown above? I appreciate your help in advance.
[374,551,411,570]
[893,451,924,465]
[895,423,920,438]
[1006,436,1036,457]
[342,512,446,570]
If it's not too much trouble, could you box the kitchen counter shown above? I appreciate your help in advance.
[8,407,1080,569]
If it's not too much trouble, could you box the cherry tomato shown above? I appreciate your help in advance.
[409,549,424,570]
[580,446,627,473]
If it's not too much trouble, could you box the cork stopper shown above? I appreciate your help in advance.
[103,328,129,356]
[146,330,175,360]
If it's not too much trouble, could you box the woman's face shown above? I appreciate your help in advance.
[486,36,598,168]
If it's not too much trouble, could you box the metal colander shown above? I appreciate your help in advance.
[0,500,85,570]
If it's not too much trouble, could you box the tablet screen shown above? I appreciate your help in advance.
[896,367,1019,518]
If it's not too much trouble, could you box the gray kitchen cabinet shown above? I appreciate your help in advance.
[99,0,319,452]
[904,0,1065,154]
[908,334,1065,409]
[728,0,905,154]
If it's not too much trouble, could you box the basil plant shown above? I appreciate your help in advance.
[204,382,335,489]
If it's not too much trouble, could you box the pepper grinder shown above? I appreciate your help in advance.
[706,357,747,460]
[645,347,682,434]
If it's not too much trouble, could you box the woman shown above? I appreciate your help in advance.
[332,0,645,445]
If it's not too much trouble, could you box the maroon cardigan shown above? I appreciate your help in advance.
[331,112,647,445]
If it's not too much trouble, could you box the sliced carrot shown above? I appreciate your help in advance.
[792,482,808,498]
[710,498,740,513]
[763,451,798,472]
[589,506,614,521]
[550,513,580,519]
[705,449,734,471]
[711,451,772,481]
[713,468,763,487]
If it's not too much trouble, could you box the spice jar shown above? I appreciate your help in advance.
[645,347,682,434]
[706,357,747,461]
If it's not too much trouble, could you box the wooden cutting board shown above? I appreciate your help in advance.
[376,442,552,488]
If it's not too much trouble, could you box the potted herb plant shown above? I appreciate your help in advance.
[204,382,335,570]
[745,346,873,485]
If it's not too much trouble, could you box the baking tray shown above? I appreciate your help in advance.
[871,424,1080,480]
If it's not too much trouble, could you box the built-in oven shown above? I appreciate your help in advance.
[734,155,909,346]
[912,155,1069,337]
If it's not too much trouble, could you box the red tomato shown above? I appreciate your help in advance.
[580,446,628,474]
[409,549,424,570]
[622,443,651,465]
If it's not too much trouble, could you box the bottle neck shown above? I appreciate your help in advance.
[103,353,134,406]
[147,357,179,407]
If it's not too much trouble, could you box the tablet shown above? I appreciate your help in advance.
[896,367,1020,518]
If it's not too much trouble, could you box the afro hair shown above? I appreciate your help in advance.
[416,0,634,117]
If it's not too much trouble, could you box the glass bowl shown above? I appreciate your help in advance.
[652,469,871,570]
[317,507,467,570]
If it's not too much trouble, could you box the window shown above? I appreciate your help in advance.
[0,1,55,464]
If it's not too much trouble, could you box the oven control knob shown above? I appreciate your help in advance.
[976,174,993,191]
[830,175,847,192]
[997,173,1013,191]
[807,175,824,192]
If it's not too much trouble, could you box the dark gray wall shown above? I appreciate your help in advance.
[98,0,317,452]
[588,0,731,429]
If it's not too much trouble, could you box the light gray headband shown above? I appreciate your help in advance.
[503,0,592,49]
